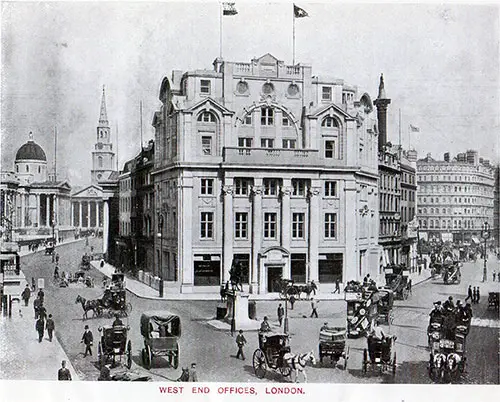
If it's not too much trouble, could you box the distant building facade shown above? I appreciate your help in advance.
[416,150,495,243]
[151,54,381,294]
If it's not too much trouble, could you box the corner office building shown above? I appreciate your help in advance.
[152,54,381,294]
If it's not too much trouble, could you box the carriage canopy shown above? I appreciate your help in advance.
[140,311,181,338]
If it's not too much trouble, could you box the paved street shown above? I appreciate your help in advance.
[17,237,499,383]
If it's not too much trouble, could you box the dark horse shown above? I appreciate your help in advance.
[229,259,243,291]
[75,295,102,320]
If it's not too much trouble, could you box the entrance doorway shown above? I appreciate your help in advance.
[267,266,283,293]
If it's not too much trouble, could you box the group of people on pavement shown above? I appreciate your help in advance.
[465,285,481,304]
[26,286,56,344]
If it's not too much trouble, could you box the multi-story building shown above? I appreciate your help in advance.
[494,165,500,249]
[375,77,418,270]
[116,140,155,274]
[151,54,381,295]
[416,150,495,243]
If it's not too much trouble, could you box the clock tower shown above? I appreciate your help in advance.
[91,86,115,184]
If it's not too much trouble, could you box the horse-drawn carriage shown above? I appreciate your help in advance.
[345,282,379,338]
[318,326,349,369]
[100,273,131,317]
[377,288,394,325]
[97,324,132,369]
[384,265,410,300]
[45,240,55,255]
[442,262,461,284]
[140,311,181,369]
[362,334,397,376]
[253,332,292,379]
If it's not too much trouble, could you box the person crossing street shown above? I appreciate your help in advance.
[46,314,55,342]
[21,285,31,307]
[310,298,319,318]
[81,325,93,357]
[277,303,284,327]
[35,317,45,343]
[235,330,247,360]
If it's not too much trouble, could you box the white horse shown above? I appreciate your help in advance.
[283,351,316,383]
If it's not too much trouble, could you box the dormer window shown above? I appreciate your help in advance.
[322,117,338,128]
[198,112,216,123]
[200,79,211,95]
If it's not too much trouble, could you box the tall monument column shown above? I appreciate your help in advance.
[373,74,391,152]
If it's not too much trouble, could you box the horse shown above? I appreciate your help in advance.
[75,295,102,320]
[446,353,462,383]
[229,261,243,292]
[282,351,316,383]
[429,352,447,383]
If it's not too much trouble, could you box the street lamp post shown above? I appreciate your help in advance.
[283,282,290,334]
[481,221,490,282]
[158,214,164,298]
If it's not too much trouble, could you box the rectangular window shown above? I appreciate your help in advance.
[325,140,336,158]
[200,212,214,239]
[324,213,337,238]
[263,178,278,196]
[234,212,248,239]
[282,139,296,149]
[233,254,250,284]
[318,253,343,283]
[261,138,274,148]
[322,86,332,101]
[193,255,220,286]
[325,181,337,197]
[291,254,307,283]
[261,107,274,126]
[200,79,211,94]
[292,213,305,239]
[243,114,252,126]
[201,136,212,155]
[200,178,214,195]
[292,179,306,196]
[234,178,250,196]
[238,138,252,148]
[282,116,290,126]
[264,212,277,239]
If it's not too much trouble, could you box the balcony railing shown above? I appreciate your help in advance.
[223,147,322,167]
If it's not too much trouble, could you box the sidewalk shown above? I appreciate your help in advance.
[18,237,85,257]
[91,260,432,302]
[0,301,79,380]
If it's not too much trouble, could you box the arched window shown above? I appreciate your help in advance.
[98,156,103,168]
[321,117,339,128]
[197,111,216,123]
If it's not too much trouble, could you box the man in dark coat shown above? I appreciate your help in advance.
[46,314,55,341]
[36,317,45,342]
[81,325,93,357]
[112,314,123,327]
[21,285,31,306]
[33,297,41,319]
[37,289,45,304]
[58,360,72,380]
[38,303,47,321]
[465,285,473,303]
[277,303,284,327]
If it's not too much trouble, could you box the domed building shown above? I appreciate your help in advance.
[1,132,72,244]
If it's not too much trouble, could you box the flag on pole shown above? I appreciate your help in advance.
[294,4,309,18]
[222,2,238,16]
[409,124,420,133]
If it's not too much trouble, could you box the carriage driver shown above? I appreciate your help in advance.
[259,316,272,350]
[370,324,387,341]
[112,314,124,327]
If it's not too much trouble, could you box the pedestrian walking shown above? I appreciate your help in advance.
[235,330,247,360]
[333,278,341,294]
[81,325,93,357]
[55,253,60,263]
[46,314,55,342]
[476,287,480,304]
[310,280,318,296]
[493,271,496,282]
[58,360,72,381]
[21,284,31,307]
[472,287,477,304]
[310,298,319,318]
[408,279,413,295]
[38,304,47,321]
[33,297,41,319]
[35,317,45,342]
[188,363,198,382]
[289,295,296,310]
[277,303,284,327]
[31,277,36,292]
[37,289,45,304]
[465,285,473,303]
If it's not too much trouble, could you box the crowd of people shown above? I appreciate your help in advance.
[429,296,473,339]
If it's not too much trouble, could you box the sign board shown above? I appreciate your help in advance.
[3,281,21,295]
[442,233,453,242]
[38,278,45,289]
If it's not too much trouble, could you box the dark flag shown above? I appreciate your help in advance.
[294,4,309,18]
[223,2,238,16]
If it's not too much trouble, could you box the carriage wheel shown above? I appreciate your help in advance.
[392,352,397,376]
[173,345,179,369]
[143,345,152,369]
[362,349,368,374]
[279,365,291,377]
[126,340,132,369]
[343,347,350,370]
[98,342,103,369]
[253,349,267,379]
[126,303,133,314]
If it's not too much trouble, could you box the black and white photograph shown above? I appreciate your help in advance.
[0,0,499,399]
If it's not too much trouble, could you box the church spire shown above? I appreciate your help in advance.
[99,85,109,127]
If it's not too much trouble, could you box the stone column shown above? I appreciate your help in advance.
[344,180,358,280]
[103,199,109,254]
[95,201,99,227]
[222,183,234,284]
[179,175,194,292]
[280,180,292,278]
[251,180,263,294]
[71,202,74,226]
[307,183,321,282]
[79,202,83,228]
[45,194,50,227]
[87,201,91,228]
[20,192,26,228]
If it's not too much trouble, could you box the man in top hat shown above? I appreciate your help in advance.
[81,325,93,357]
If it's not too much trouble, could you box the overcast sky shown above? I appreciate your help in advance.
[1,1,499,186]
